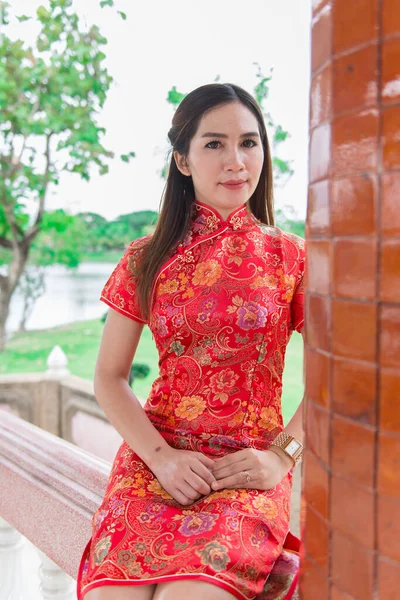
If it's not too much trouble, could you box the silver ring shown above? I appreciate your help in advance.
[243,470,251,483]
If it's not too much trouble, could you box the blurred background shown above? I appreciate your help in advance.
[0,0,311,425]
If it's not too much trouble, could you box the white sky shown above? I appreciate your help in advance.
[11,0,312,221]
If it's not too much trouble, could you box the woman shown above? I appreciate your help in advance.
[77,82,305,600]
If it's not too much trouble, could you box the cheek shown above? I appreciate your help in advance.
[193,157,219,181]
[251,150,265,172]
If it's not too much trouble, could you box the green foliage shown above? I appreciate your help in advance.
[0,0,133,252]
[275,208,305,238]
[129,363,150,388]
[120,151,136,163]
[0,0,136,349]
[30,209,86,267]
[166,86,186,107]
[76,209,158,253]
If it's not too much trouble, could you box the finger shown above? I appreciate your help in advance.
[179,481,201,502]
[213,460,251,481]
[213,454,247,476]
[173,489,193,506]
[212,450,247,469]
[191,461,216,486]
[186,471,211,496]
[211,471,251,491]
[196,453,216,470]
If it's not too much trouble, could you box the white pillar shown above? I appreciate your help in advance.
[38,551,75,599]
[46,345,70,378]
[0,517,25,600]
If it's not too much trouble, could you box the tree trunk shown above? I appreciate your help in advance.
[0,244,30,352]
[0,288,11,352]
[18,290,31,333]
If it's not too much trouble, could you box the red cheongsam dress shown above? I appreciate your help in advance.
[77,201,305,600]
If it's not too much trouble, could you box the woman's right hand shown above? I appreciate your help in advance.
[149,446,216,506]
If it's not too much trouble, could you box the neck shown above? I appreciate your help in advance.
[194,200,247,222]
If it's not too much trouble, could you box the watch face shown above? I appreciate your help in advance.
[286,440,301,456]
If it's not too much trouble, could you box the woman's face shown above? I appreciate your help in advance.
[174,101,264,220]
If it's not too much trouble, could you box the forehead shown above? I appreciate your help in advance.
[195,102,259,135]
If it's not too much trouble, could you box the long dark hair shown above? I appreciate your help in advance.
[136,82,275,320]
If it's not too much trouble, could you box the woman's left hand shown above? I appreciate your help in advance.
[210,448,293,492]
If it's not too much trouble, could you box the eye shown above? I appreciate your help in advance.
[205,139,258,149]
[205,140,221,149]
[242,139,258,147]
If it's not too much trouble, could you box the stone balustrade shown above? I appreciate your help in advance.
[0,346,123,462]
[0,410,110,597]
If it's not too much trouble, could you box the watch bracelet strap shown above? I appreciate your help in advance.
[270,431,304,467]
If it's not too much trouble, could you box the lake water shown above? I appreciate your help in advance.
[7,262,116,333]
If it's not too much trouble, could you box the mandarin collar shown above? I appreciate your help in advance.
[190,201,256,237]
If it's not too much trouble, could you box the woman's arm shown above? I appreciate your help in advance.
[94,308,170,467]
[94,308,215,504]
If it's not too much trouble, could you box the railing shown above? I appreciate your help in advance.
[0,346,122,462]
[0,410,110,599]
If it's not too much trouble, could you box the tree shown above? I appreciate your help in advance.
[0,0,134,351]
[76,211,108,253]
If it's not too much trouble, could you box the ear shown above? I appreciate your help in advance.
[174,150,191,177]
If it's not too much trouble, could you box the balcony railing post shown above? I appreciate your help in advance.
[46,345,69,378]
[0,517,25,599]
[38,551,75,599]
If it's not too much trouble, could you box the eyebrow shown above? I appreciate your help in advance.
[200,131,260,138]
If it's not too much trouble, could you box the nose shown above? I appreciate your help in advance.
[224,147,245,171]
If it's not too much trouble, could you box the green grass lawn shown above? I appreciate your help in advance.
[0,249,127,266]
[3,318,303,425]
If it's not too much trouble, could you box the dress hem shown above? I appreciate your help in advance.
[79,571,253,600]
[77,527,301,600]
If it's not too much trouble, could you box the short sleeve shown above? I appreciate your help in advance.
[100,237,150,324]
[289,235,306,333]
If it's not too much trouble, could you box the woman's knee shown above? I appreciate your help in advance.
[153,580,236,600]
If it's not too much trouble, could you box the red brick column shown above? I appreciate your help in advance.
[301,1,400,598]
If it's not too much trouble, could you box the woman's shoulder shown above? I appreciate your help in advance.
[127,234,153,252]
[258,223,305,251]
[124,234,153,261]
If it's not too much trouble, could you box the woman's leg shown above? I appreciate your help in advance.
[83,583,156,600]
[154,580,237,600]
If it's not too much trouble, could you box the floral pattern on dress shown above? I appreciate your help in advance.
[78,200,305,600]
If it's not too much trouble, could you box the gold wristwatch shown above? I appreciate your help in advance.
[270,432,304,467]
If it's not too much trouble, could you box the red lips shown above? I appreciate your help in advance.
[221,179,246,185]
